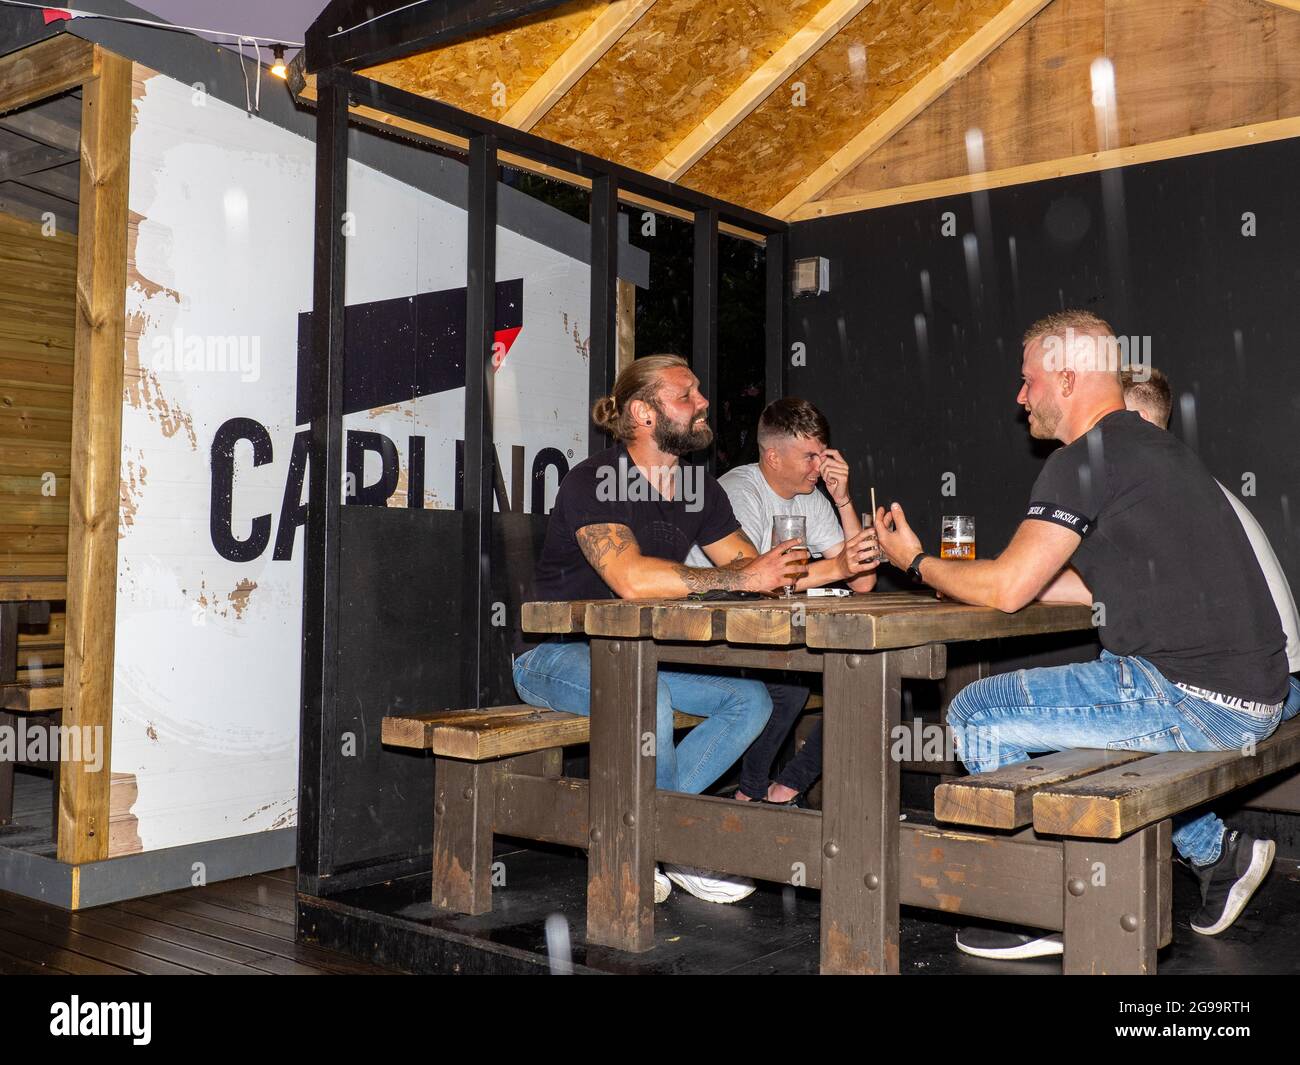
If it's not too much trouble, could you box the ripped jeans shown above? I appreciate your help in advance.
[947,650,1288,866]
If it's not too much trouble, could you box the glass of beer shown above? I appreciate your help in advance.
[941,515,976,560]
[772,514,808,597]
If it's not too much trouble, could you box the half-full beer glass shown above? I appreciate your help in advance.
[772,514,808,598]
[941,515,976,560]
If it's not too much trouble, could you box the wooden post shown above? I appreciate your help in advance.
[821,650,901,974]
[1062,820,1167,974]
[59,48,131,865]
[431,759,495,915]
[587,636,657,952]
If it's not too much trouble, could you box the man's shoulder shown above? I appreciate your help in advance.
[717,463,762,491]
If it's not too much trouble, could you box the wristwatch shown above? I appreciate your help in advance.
[907,551,931,583]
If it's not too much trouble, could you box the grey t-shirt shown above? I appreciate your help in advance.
[685,463,845,566]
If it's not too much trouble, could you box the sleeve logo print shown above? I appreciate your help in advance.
[1026,501,1093,537]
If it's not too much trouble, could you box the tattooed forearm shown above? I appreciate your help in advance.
[576,523,638,577]
[672,562,750,593]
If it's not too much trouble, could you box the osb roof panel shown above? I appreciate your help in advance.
[532,0,827,173]
[679,0,1013,212]
[359,0,605,122]
[823,0,1300,200]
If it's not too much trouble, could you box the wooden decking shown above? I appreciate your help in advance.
[0,869,396,975]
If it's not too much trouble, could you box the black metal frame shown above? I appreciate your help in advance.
[299,66,788,890]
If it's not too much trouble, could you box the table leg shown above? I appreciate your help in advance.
[0,603,17,827]
[587,636,657,952]
[821,650,902,974]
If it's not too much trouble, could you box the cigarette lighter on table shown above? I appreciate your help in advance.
[806,587,851,597]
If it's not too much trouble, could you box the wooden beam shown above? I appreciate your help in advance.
[652,0,874,181]
[0,36,97,117]
[1263,0,1300,11]
[0,141,79,183]
[60,47,131,865]
[500,0,657,131]
[0,96,82,153]
[291,72,769,243]
[767,0,1054,219]
[790,115,1300,220]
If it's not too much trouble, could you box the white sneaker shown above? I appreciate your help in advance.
[654,866,672,904]
[663,863,756,904]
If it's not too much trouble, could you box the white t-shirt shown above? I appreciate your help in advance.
[685,463,846,567]
[1219,482,1300,671]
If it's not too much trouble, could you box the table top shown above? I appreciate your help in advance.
[0,575,67,602]
[522,591,1093,651]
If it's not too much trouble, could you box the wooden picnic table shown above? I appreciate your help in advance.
[523,590,1094,974]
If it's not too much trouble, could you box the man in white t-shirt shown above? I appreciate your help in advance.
[687,398,881,803]
[1123,367,1300,718]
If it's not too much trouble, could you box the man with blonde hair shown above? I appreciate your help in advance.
[876,310,1288,958]
[513,355,801,904]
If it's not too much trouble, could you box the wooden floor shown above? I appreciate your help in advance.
[0,869,397,975]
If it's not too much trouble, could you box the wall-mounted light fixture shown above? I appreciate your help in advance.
[791,256,830,298]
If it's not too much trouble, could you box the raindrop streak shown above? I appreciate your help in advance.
[1233,328,1245,381]
[914,313,930,369]
[1179,391,1199,453]
[1008,235,1020,308]
[963,127,998,318]
[545,913,574,975]
[1281,494,1291,533]
[963,233,982,311]
[920,269,933,318]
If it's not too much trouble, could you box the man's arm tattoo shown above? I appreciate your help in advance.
[671,562,750,592]
[575,523,638,578]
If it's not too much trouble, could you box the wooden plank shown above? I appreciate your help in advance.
[0,677,63,712]
[724,601,806,645]
[0,576,66,601]
[520,598,592,633]
[766,0,1054,218]
[0,96,81,152]
[59,48,130,865]
[616,277,635,371]
[935,749,1151,830]
[1062,822,1166,975]
[584,599,653,637]
[651,602,725,642]
[900,824,1063,930]
[495,772,589,847]
[1032,719,1300,839]
[431,760,494,915]
[795,116,1300,220]
[0,36,97,117]
[383,705,703,753]
[656,641,825,673]
[807,599,1093,650]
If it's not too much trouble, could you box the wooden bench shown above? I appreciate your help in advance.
[933,717,1300,973]
[383,705,702,915]
[0,592,65,831]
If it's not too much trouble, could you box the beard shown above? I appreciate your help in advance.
[1027,396,1063,439]
[650,404,713,455]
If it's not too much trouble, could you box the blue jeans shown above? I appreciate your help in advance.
[512,639,773,794]
[947,650,1288,866]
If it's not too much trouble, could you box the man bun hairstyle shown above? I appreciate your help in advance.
[757,397,830,451]
[591,354,690,442]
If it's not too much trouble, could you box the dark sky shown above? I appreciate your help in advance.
[109,0,326,64]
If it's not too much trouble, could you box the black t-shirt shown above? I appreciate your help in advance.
[518,443,741,652]
[1026,410,1287,704]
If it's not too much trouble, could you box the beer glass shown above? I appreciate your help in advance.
[941,515,976,560]
[772,514,808,597]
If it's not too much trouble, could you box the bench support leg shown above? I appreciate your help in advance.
[821,651,901,974]
[431,758,495,916]
[1063,820,1168,974]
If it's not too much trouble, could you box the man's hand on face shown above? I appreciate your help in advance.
[875,503,925,570]
[835,527,882,580]
[819,448,851,505]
